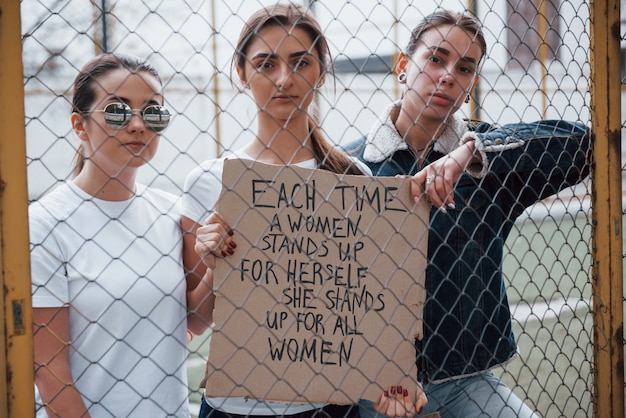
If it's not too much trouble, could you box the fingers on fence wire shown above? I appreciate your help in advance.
[411,170,454,212]
[411,143,478,211]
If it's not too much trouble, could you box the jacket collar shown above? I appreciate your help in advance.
[363,101,469,163]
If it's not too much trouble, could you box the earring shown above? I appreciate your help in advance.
[465,95,471,103]
[397,72,407,83]
[316,82,324,89]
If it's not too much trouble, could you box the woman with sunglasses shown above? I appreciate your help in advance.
[182,3,371,418]
[29,53,208,417]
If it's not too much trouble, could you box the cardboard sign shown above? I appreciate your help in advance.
[206,159,429,405]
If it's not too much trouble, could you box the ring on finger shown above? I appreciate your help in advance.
[426,175,435,184]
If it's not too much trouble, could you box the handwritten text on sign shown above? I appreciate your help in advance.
[206,159,429,404]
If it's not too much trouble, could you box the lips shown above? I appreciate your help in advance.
[124,142,147,152]
[431,91,453,105]
[273,94,296,101]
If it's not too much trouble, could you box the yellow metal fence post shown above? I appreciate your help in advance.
[589,0,625,417]
[0,1,34,417]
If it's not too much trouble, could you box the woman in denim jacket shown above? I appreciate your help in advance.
[344,10,591,418]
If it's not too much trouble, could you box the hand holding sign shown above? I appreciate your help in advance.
[205,159,429,405]
[374,385,429,417]
[195,212,236,269]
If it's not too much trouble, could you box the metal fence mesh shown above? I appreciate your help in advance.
[23,0,597,417]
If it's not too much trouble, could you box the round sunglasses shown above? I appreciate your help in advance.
[89,102,171,132]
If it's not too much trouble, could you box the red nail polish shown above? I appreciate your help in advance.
[390,386,396,395]
[228,230,234,236]
[403,389,408,397]
[221,251,227,257]
[384,391,389,397]
[397,385,403,394]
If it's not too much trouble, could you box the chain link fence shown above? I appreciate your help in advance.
[17,0,616,417]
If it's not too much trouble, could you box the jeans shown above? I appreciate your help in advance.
[199,397,360,418]
[358,371,540,418]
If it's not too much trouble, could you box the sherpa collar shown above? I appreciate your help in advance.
[362,101,469,163]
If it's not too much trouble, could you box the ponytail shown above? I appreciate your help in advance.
[72,144,85,178]
[307,115,363,175]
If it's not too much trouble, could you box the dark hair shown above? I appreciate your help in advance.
[233,2,362,175]
[71,53,162,176]
[405,10,487,62]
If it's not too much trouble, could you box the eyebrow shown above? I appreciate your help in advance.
[251,51,313,61]
[103,95,161,106]
[427,46,478,65]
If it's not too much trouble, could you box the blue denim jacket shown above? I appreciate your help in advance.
[344,104,591,383]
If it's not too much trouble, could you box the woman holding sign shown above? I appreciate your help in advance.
[182,3,415,418]
[344,9,591,418]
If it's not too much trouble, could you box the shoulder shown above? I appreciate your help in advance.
[184,158,225,193]
[347,155,373,176]
[181,150,250,222]
[341,137,368,166]
[28,183,85,245]
[183,148,250,187]
[184,148,255,192]
[186,157,226,180]
[29,183,77,223]
[136,185,180,211]
[342,136,367,154]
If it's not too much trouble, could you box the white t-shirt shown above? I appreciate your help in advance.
[30,182,189,418]
[181,149,370,415]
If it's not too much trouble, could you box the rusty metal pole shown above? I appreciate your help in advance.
[210,0,222,157]
[537,0,548,119]
[589,0,624,417]
[467,0,481,119]
[0,1,35,417]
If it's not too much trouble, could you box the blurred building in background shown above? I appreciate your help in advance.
[22,0,591,199]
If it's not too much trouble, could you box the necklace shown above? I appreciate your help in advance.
[406,142,428,158]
